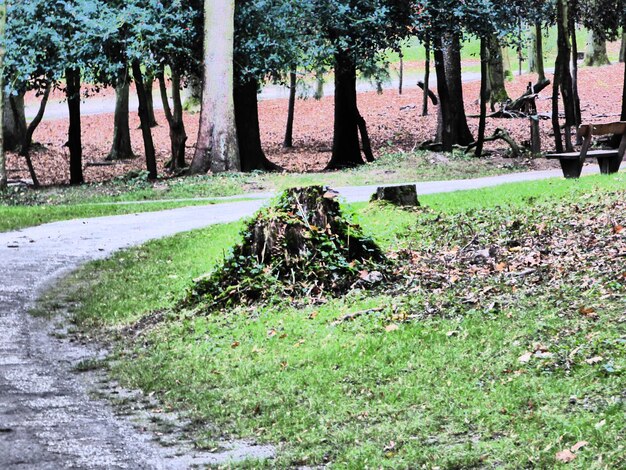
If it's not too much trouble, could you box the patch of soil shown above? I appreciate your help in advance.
[9,62,624,186]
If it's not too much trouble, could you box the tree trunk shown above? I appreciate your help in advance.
[326,51,365,169]
[159,69,187,171]
[584,30,610,66]
[283,71,296,148]
[0,2,6,189]
[552,0,577,153]
[620,33,626,63]
[475,38,489,158]
[422,41,431,116]
[570,18,582,143]
[19,84,51,187]
[3,92,26,152]
[502,47,512,79]
[182,74,202,112]
[107,68,134,160]
[314,70,325,100]
[486,34,510,109]
[190,0,240,173]
[234,78,281,172]
[398,51,404,95]
[535,23,547,84]
[144,73,158,127]
[65,67,83,185]
[435,34,474,151]
[132,60,157,179]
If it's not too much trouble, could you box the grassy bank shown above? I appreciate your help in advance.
[1,150,530,232]
[44,173,626,468]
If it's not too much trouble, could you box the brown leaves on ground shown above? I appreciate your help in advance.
[11,62,626,186]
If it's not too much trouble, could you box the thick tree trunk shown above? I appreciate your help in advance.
[3,92,26,152]
[132,60,157,179]
[435,34,474,151]
[191,0,240,173]
[552,0,577,153]
[326,51,365,169]
[159,69,187,171]
[486,34,510,109]
[65,68,83,185]
[475,38,489,158]
[107,69,134,160]
[584,30,610,66]
[283,71,296,148]
[0,2,6,189]
[234,78,281,172]
[314,70,325,100]
[422,41,431,116]
[535,23,547,84]
[620,33,626,63]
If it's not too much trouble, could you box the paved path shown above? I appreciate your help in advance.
[0,168,600,468]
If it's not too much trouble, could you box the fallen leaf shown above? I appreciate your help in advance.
[555,449,577,463]
[231,341,240,349]
[585,356,603,365]
[613,224,624,234]
[570,441,588,452]
[518,352,533,363]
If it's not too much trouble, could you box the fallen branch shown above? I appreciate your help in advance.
[465,128,522,157]
[332,307,384,325]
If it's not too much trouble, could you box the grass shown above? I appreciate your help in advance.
[1,150,529,232]
[41,172,626,468]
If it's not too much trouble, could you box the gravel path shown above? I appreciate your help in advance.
[0,169,601,468]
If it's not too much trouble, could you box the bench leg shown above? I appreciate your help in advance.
[596,155,623,174]
[560,159,583,178]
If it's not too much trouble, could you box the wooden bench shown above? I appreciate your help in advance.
[546,121,626,178]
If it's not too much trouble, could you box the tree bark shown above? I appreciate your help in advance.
[326,51,365,169]
[486,34,510,110]
[283,71,296,148]
[234,78,281,172]
[475,38,489,158]
[190,0,240,174]
[0,2,6,189]
[3,92,26,152]
[159,68,187,171]
[107,68,134,160]
[535,23,547,84]
[18,84,51,187]
[570,18,582,142]
[398,51,404,95]
[314,69,325,100]
[65,67,83,185]
[132,60,157,179]
[144,73,158,128]
[584,30,610,66]
[435,34,474,151]
[422,41,431,116]
[620,33,626,63]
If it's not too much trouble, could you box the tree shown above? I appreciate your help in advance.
[190,0,239,173]
[0,0,6,190]
[584,29,611,66]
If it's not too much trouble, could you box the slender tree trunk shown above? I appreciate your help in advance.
[65,68,83,185]
[132,60,157,179]
[159,69,187,171]
[191,0,240,173]
[107,68,134,160]
[487,34,510,109]
[553,0,576,153]
[18,84,51,187]
[234,78,281,172]
[435,34,474,150]
[283,71,296,148]
[0,2,6,189]
[326,51,365,169]
[475,38,489,158]
[314,69,325,100]
[621,58,626,121]
[423,41,431,116]
[620,33,626,63]
[570,19,582,143]
[535,23,547,84]
[398,51,404,95]
[3,92,26,152]
[584,30,610,66]
[144,73,158,128]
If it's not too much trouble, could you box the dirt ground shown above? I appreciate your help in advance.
[7,62,625,186]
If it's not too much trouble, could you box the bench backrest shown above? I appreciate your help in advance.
[578,121,626,137]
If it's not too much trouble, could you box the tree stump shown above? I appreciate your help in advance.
[371,185,420,207]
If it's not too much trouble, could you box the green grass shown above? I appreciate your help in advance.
[1,150,529,232]
[43,172,626,468]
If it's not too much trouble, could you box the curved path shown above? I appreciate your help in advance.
[0,168,597,468]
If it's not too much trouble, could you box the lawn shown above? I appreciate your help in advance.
[41,172,626,468]
[1,150,530,232]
